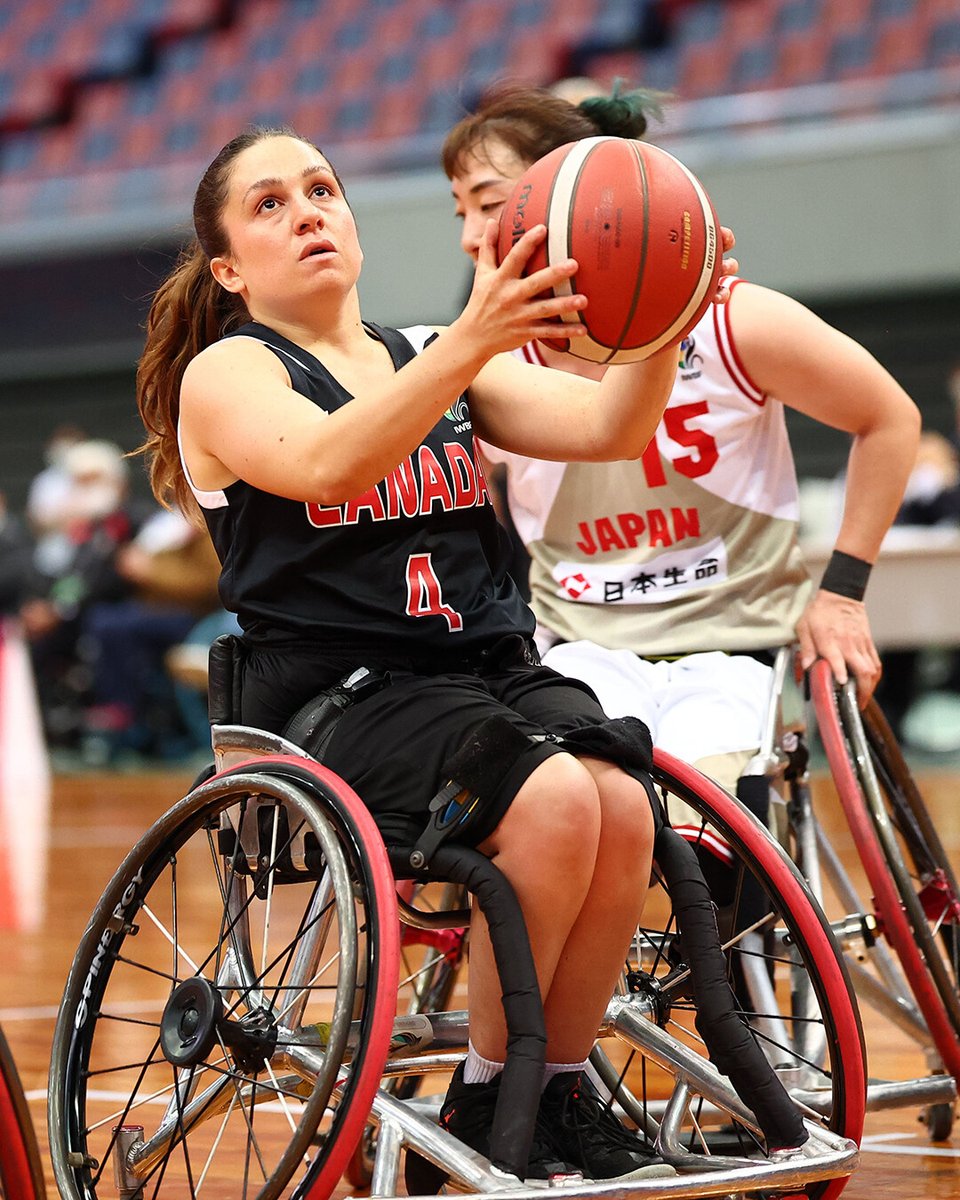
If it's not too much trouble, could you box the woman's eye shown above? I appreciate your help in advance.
[258,197,279,212]
[312,184,332,198]
[481,200,505,215]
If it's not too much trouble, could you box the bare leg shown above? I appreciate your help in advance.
[541,757,654,1061]
[468,753,655,1063]
[468,752,601,1061]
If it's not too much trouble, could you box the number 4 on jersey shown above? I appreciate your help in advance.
[405,553,464,632]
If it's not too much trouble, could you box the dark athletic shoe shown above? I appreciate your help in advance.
[540,1070,677,1181]
[405,1062,579,1192]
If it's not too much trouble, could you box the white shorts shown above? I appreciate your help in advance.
[542,643,778,862]
[543,643,776,762]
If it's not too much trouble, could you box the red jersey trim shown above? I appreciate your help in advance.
[712,279,766,407]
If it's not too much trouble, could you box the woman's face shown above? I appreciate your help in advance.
[450,136,530,262]
[211,135,363,320]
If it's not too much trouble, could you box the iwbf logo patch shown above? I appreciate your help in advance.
[443,397,472,434]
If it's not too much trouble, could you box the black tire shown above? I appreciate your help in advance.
[48,760,399,1200]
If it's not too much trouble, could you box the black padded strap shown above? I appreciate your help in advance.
[390,845,545,1180]
[654,824,807,1150]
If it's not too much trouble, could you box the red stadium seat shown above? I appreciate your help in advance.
[776,27,833,87]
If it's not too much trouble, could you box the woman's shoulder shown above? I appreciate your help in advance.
[183,331,289,395]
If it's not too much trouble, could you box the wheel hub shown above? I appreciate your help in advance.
[160,978,279,1073]
[161,978,223,1068]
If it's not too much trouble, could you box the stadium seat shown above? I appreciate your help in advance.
[926,14,960,67]
[774,0,822,36]
[0,0,954,201]
[775,27,834,87]
[827,26,880,81]
[823,0,875,33]
[731,38,780,92]
[676,39,738,99]
[673,0,727,50]
[871,14,931,76]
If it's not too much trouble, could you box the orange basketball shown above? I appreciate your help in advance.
[497,137,723,364]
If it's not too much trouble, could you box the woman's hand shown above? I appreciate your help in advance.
[451,219,589,361]
[714,225,739,303]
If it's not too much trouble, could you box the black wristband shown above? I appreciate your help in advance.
[819,550,872,602]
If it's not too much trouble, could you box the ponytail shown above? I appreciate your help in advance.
[442,80,668,180]
[576,79,666,141]
[135,243,247,521]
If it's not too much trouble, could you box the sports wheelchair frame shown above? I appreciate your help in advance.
[762,653,960,1135]
[46,680,866,1199]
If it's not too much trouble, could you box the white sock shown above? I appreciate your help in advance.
[542,1059,589,1090]
[463,1041,505,1084]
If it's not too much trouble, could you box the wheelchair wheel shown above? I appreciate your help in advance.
[0,1026,46,1200]
[812,661,960,1082]
[48,757,399,1200]
[602,750,866,1200]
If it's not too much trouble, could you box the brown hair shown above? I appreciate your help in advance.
[440,80,665,181]
[136,126,334,519]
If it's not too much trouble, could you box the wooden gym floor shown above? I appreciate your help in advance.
[1,766,959,1198]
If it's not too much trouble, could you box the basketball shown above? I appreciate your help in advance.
[496,136,723,364]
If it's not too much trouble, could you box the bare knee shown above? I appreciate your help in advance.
[584,759,656,873]
[483,752,601,877]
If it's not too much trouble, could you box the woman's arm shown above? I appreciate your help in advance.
[729,281,922,701]
[467,347,678,462]
[180,223,593,504]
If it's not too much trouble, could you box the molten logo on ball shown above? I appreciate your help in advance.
[497,137,723,364]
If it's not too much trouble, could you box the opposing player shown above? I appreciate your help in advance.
[136,128,740,1181]
[443,83,920,838]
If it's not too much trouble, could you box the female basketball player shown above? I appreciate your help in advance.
[137,128,740,1181]
[443,83,920,819]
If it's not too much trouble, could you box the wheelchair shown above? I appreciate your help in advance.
[0,1025,46,1199]
[46,645,865,1200]
[755,651,960,1138]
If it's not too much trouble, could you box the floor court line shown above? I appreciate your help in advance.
[860,1137,960,1158]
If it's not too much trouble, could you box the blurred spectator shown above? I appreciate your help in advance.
[895,430,960,527]
[25,424,86,579]
[0,491,33,615]
[21,439,148,747]
[81,507,224,761]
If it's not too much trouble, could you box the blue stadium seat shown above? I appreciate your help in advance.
[419,5,459,40]
[674,0,727,50]
[732,39,780,91]
[872,0,917,18]
[775,0,822,36]
[827,26,879,78]
[335,95,377,137]
[927,15,960,66]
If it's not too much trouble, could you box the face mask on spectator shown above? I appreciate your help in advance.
[72,480,123,521]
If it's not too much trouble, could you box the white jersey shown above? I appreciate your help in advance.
[481,281,811,655]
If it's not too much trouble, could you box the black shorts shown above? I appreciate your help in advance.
[240,641,621,848]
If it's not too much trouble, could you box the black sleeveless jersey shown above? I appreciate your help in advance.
[192,320,534,660]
